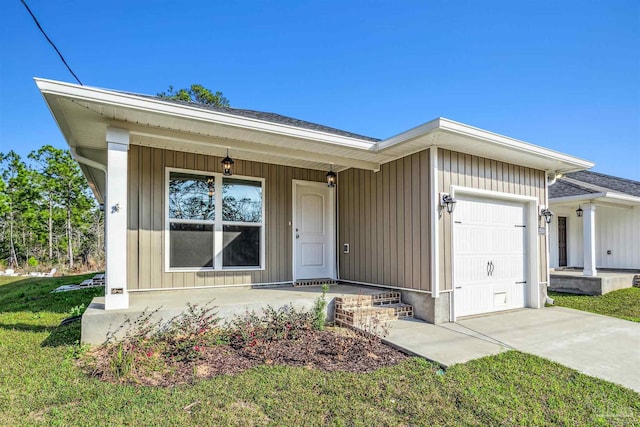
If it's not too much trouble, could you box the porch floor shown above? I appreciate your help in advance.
[549,269,639,295]
[82,284,383,345]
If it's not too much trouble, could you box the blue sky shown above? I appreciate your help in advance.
[1,1,638,180]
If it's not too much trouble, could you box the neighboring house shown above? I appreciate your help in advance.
[548,171,640,275]
[36,78,592,325]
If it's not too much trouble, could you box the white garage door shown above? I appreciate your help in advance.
[453,196,528,318]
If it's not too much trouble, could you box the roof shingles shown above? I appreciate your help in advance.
[550,170,640,199]
[128,91,380,142]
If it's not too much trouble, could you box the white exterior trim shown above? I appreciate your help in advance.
[35,78,594,176]
[35,78,375,150]
[164,167,266,272]
[449,186,541,321]
[583,204,597,276]
[430,147,440,298]
[292,179,336,282]
[104,127,130,310]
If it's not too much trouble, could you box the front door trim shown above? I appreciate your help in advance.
[292,180,336,282]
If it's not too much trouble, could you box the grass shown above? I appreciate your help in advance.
[0,275,638,426]
[549,287,640,322]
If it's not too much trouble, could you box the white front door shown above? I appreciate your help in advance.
[453,196,528,318]
[294,181,335,280]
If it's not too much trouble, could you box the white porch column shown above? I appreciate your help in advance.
[583,203,597,277]
[105,127,130,310]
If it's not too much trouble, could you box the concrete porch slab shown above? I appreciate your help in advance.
[550,269,639,295]
[82,284,382,345]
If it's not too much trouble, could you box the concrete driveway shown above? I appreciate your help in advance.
[449,307,640,392]
[385,307,640,392]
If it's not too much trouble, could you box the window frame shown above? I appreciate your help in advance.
[164,167,266,272]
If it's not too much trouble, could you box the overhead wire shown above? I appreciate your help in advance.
[19,0,83,85]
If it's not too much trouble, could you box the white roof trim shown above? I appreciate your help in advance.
[35,78,377,150]
[549,192,640,206]
[35,78,594,175]
[377,117,593,170]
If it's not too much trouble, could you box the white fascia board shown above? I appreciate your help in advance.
[548,194,605,204]
[34,78,377,151]
[376,118,442,150]
[549,192,640,206]
[377,116,594,172]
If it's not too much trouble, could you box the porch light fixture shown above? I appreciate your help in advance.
[326,166,337,188]
[540,208,554,224]
[440,193,457,214]
[576,205,583,217]
[221,149,234,176]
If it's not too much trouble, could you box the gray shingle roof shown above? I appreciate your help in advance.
[128,92,380,142]
[550,170,640,199]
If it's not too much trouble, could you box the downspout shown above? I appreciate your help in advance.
[70,146,107,175]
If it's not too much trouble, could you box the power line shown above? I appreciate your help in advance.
[20,0,83,85]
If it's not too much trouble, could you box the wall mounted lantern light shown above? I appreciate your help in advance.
[221,149,234,176]
[576,205,583,217]
[540,208,554,224]
[326,166,337,188]
[440,193,457,214]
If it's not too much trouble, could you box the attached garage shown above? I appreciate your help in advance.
[451,190,539,319]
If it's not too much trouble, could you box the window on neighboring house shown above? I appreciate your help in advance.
[167,170,264,270]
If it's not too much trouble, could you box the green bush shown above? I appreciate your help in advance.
[313,284,329,331]
[226,304,314,348]
[27,256,38,268]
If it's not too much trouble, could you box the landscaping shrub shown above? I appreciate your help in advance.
[312,284,329,331]
[226,304,315,348]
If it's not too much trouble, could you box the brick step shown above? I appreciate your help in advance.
[335,303,413,326]
[335,292,401,309]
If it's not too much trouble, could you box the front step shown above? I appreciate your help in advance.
[335,292,413,327]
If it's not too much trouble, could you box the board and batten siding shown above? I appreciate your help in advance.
[549,205,640,269]
[338,151,432,291]
[127,145,325,290]
[437,148,548,291]
[338,148,548,294]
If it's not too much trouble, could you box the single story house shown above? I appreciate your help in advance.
[36,78,593,326]
[548,171,640,275]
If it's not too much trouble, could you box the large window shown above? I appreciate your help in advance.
[167,169,264,271]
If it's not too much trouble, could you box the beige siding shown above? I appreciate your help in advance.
[437,148,548,291]
[127,145,325,290]
[338,148,547,293]
[338,151,432,291]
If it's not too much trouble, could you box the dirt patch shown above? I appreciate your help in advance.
[86,328,407,387]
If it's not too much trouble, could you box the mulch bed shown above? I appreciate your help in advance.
[86,328,407,387]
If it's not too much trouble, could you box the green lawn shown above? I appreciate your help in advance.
[549,287,640,322]
[1,275,638,426]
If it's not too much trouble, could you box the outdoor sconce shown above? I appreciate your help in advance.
[440,193,457,214]
[221,149,234,176]
[540,208,554,224]
[326,166,337,188]
[576,205,583,217]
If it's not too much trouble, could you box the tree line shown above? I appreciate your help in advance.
[0,146,103,273]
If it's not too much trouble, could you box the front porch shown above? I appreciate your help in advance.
[549,268,640,295]
[81,284,389,345]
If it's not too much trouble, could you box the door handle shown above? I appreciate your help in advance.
[490,261,495,276]
[487,261,491,276]
[296,234,300,239]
